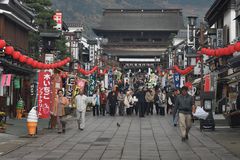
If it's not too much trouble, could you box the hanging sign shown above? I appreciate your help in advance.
[1,74,12,86]
[88,74,96,96]
[14,77,21,89]
[38,71,51,119]
[173,73,181,89]
[66,76,75,98]
[108,69,113,90]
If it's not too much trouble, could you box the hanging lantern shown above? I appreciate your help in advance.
[234,42,240,51]
[26,58,34,65]
[31,60,38,68]
[19,55,27,63]
[5,46,14,55]
[0,39,6,49]
[12,51,21,60]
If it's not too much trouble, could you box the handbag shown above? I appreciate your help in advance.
[64,106,72,115]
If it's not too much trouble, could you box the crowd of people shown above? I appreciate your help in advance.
[52,78,195,142]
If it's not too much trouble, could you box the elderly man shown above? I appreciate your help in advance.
[75,89,93,130]
[175,86,195,141]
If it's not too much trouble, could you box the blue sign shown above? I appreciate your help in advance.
[108,69,113,90]
[173,73,181,88]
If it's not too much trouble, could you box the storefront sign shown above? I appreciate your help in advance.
[53,11,62,30]
[1,74,11,86]
[38,71,51,119]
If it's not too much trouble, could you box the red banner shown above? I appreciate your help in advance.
[38,71,51,118]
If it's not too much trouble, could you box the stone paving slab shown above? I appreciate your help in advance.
[0,114,239,160]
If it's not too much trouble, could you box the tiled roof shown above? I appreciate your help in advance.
[93,9,184,33]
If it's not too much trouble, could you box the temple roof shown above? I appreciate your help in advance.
[93,9,184,34]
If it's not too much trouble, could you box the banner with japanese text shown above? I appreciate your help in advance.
[173,73,181,89]
[38,71,51,119]
[88,74,96,96]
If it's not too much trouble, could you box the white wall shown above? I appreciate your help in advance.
[224,9,236,42]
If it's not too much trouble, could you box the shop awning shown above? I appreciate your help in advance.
[0,58,36,75]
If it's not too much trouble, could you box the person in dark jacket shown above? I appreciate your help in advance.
[136,86,146,117]
[107,90,118,116]
[175,86,194,141]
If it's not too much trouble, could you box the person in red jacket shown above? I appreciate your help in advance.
[100,89,107,116]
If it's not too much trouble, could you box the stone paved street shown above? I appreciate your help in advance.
[1,114,239,160]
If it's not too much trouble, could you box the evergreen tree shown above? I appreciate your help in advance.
[22,0,67,60]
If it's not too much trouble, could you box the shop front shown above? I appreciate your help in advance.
[0,58,36,118]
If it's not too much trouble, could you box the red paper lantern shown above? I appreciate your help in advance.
[31,60,38,68]
[5,46,14,55]
[234,42,240,51]
[227,45,235,55]
[26,58,34,65]
[37,62,44,69]
[53,64,57,68]
[19,55,27,63]
[0,39,6,49]
[12,51,21,60]
[66,57,71,62]
[49,64,54,69]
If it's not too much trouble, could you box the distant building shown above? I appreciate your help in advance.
[93,9,184,69]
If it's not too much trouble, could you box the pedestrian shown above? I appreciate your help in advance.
[53,89,69,134]
[107,89,118,116]
[100,88,107,116]
[159,90,166,116]
[117,90,125,116]
[145,88,155,115]
[136,86,146,117]
[92,90,100,116]
[175,86,195,141]
[172,89,180,126]
[124,90,133,115]
[154,89,161,115]
[75,89,93,130]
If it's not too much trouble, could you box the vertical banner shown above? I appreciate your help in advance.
[204,74,211,92]
[88,74,96,96]
[108,69,113,90]
[180,76,186,88]
[173,73,181,89]
[38,71,51,119]
[1,74,12,86]
[104,73,108,89]
[76,78,86,90]
[66,76,76,99]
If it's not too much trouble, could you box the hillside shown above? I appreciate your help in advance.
[51,0,214,37]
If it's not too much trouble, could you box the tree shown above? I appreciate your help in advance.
[22,0,67,60]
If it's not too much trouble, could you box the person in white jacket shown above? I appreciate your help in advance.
[75,89,93,130]
[124,91,134,115]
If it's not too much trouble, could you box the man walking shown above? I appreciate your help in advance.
[75,89,92,130]
[174,86,194,141]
